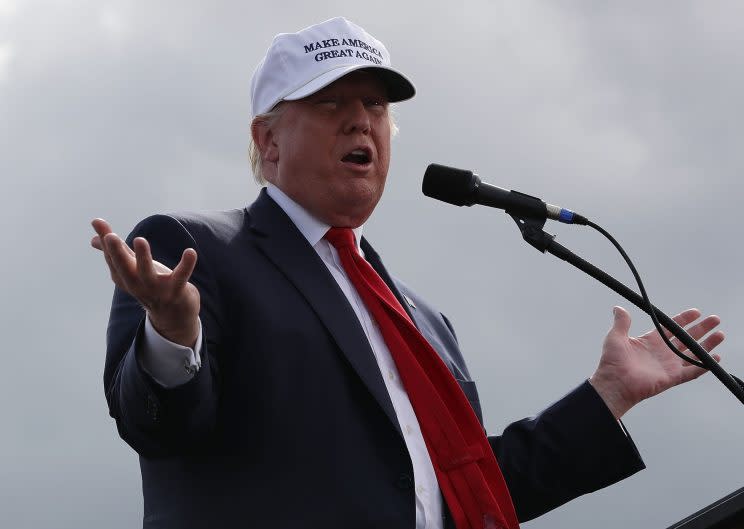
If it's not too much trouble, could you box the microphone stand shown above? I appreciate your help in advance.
[510,214,744,406]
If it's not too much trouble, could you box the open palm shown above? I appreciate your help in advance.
[591,307,724,418]
[91,218,201,347]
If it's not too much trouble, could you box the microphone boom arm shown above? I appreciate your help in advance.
[509,214,744,406]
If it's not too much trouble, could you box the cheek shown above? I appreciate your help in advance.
[284,136,321,173]
[377,139,391,173]
[376,121,391,165]
[299,131,335,167]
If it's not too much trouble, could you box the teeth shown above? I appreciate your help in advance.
[342,149,370,165]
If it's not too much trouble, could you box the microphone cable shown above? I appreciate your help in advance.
[584,219,704,368]
[420,162,743,389]
[585,219,744,392]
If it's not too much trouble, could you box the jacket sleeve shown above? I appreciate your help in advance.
[439,307,644,521]
[102,214,223,457]
[488,380,645,521]
[392,280,646,521]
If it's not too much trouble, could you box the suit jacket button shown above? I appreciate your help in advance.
[146,395,159,423]
[396,473,413,490]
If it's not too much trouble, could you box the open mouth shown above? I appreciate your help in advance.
[341,148,371,165]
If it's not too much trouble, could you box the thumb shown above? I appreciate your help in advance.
[610,306,632,336]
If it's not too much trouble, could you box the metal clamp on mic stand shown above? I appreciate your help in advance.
[509,213,744,406]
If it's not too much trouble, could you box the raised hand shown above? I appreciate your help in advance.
[91,218,201,348]
[589,306,724,419]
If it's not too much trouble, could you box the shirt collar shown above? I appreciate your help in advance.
[266,183,364,252]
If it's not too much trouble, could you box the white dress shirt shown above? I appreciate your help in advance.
[139,184,444,529]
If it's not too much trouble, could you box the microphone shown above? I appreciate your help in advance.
[422,163,588,225]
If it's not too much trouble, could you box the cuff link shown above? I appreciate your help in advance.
[184,361,197,376]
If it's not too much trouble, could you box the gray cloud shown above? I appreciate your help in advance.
[2,1,743,527]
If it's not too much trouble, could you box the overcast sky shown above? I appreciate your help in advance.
[2,1,744,528]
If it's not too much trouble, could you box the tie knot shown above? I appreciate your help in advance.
[325,227,356,250]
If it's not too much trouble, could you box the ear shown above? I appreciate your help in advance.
[251,118,279,164]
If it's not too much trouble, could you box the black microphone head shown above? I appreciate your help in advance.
[422,163,479,206]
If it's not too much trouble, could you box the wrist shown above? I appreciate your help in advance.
[588,373,636,419]
[148,312,200,348]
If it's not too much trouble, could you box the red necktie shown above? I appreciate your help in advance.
[325,228,519,529]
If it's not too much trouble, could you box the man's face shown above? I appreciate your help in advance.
[264,71,391,227]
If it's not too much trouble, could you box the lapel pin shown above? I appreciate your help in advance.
[403,294,416,309]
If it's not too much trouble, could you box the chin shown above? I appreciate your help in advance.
[325,196,379,227]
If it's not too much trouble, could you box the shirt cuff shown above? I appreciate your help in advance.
[139,315,203,388]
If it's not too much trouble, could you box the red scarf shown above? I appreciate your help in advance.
[325,228,519,529]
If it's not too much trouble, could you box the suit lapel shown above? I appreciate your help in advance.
[245,190,401,435]
[362,238,460,379]
[361,238,417,325]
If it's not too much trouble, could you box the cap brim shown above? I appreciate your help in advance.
[282,64,415,103]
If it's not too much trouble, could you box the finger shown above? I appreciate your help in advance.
[677,336,724,383]
[104,233,138,287]
[133,237,157,285]
[93,221,133,261]
[662,308,702,339]
[98,240,125,287]
[698,330,725,354]
[678,364,709,384]
[669,315,722,351]
[91,226,123,284]
[678,350,723,382]
[91,218,113,240]
[102,244,117,278]
[91,219,113,251]
[91,234,112,264]
[609,306,631,336]
[171,248,197,286]
[103,232,135,258]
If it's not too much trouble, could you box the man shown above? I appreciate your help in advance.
[91,17,724,529]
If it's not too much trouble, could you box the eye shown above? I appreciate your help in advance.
[365,98,386,108]
[315,97,338,108]
[364,98,388,114]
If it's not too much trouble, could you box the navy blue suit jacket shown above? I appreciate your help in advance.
[104,189,644,528]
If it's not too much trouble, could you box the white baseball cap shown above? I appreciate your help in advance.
[250,17,416,117]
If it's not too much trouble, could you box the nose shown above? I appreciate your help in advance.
[342,100,371,135]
